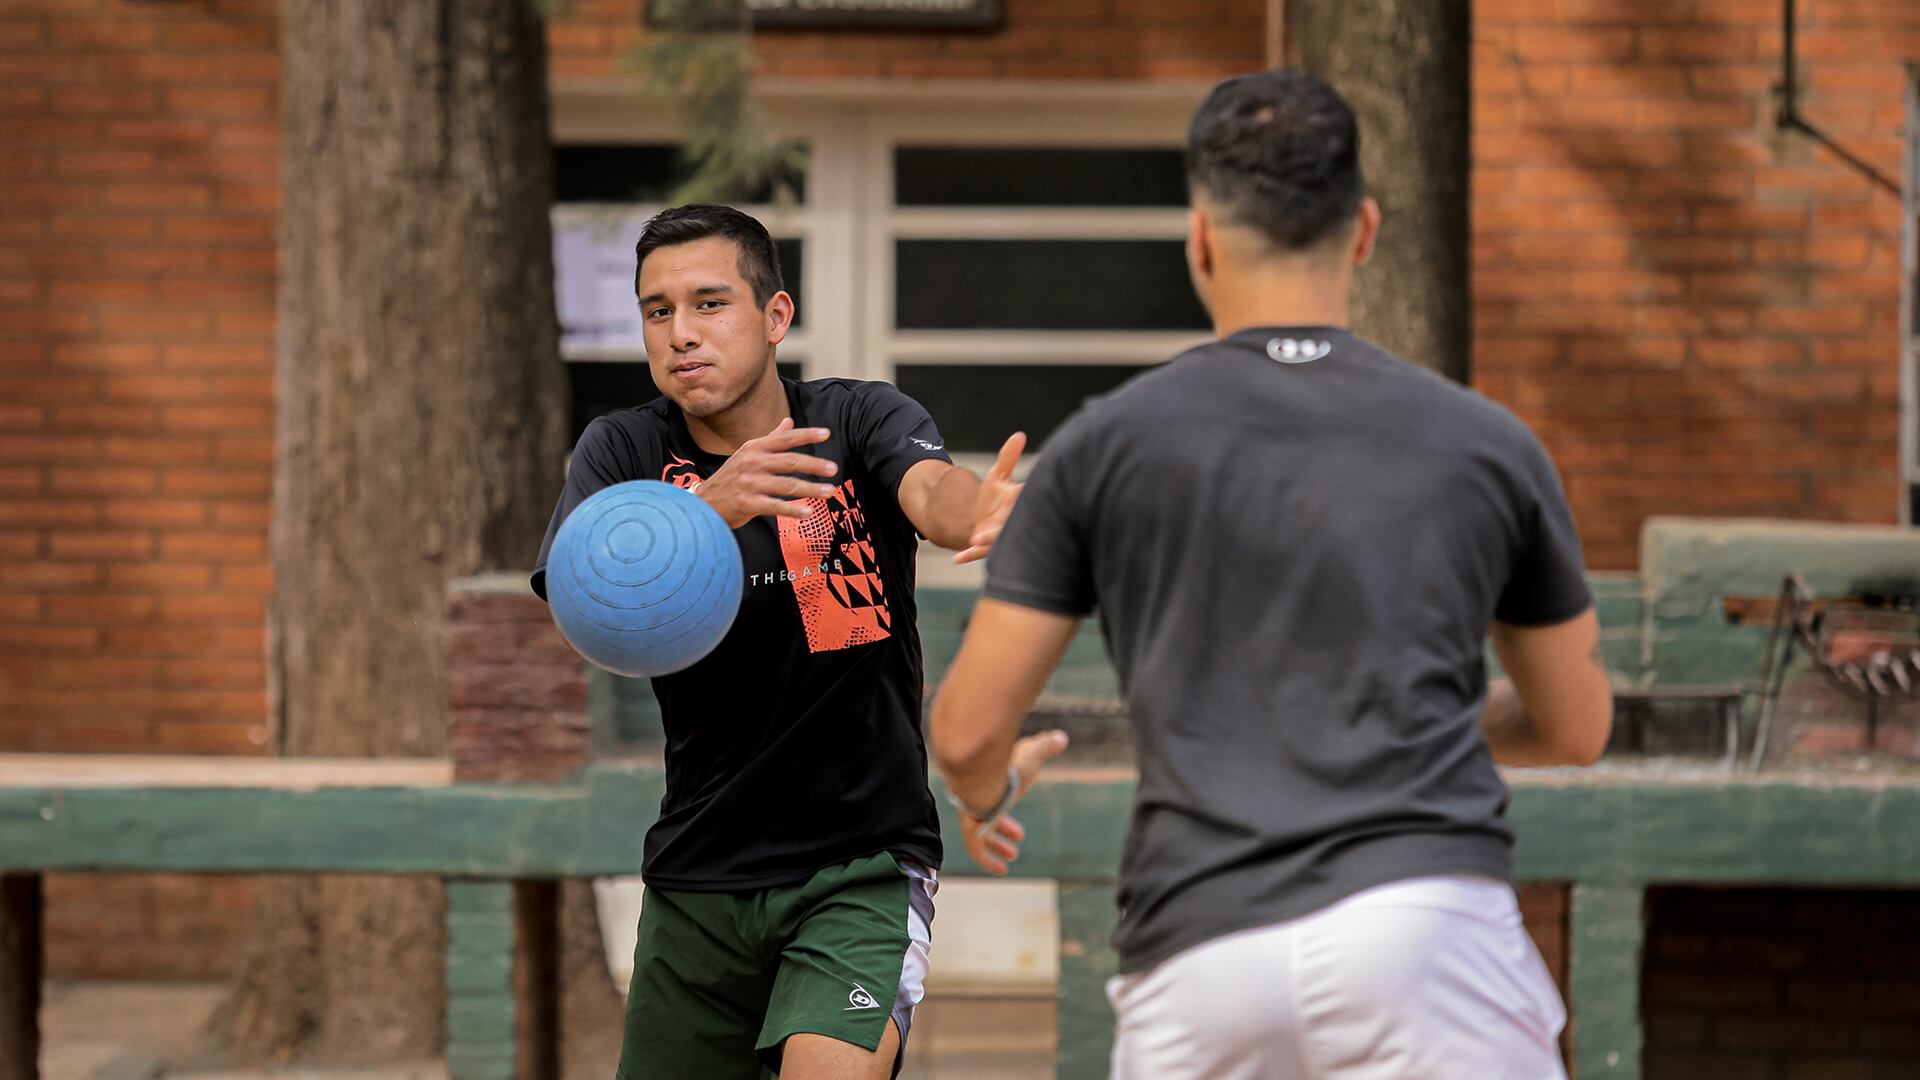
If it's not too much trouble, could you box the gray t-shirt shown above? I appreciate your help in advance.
[983,326,1592,974]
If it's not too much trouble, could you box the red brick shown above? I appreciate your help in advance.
[48,530,153,560]
[0,625,101,653]
[151,344,266,373]
[42,592,159,622]
[102,499,209,528]
[0,559,102,589]
[211,500,268,528]
[158,530,266,560]
[102,435,211,463]
[156,18,275,49]
[1755,305,1870,334]
[48,465,157,495]
[164,87,271,117]
[157,595,264,624]
[107,563,214,591]
[162,403,270,432]
[97,308,210,340]
[104,375,208,403]
[153,720,267,754]
[1694,339,1810,367]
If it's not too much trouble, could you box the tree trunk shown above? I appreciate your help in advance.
[1291,0,1471,383]
[209,0,570,1063]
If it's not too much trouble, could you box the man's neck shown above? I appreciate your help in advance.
[685,370,788,456]
[1205,266,1353,340]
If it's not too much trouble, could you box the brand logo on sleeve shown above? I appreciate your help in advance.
[908,437,944,451]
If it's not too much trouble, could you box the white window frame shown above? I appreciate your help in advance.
[552,77,1211,383]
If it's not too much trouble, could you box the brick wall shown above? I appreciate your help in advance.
[1644,886,1920,1078]
[1472,0,1913,569]
[545,0,1267,80]
[2,0,279,980]
[0,0,278,755]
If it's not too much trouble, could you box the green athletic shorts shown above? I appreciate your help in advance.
[615,851,938,1080]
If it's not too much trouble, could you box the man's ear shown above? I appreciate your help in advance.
[765,290,795,345]
[1186,205,1214,282]
[1351,197,1381,267]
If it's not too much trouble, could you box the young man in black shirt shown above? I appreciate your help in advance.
[532,204,1031,1080]
[930,70,1613,1078]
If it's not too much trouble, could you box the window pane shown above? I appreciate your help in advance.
[895,240,1206,331]
[893,363,1153,454]
[569,361,802,443]
[556,226,803,352]
[894,147,1187,207]
[554,143,807,204]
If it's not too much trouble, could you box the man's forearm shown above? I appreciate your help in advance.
[918,465,982,551]
[1481,678,1573,767]
[939,730,1018,816]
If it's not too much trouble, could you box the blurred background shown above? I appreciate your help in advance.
[3,1,1920,1079]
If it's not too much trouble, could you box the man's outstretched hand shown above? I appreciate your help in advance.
[952,431,1026,565]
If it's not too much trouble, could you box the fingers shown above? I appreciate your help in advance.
[964,814,1023,875]
[751,423,832,451]
[989,432,1027,483]
[760,452,838,478]
[1011,730,1070,796]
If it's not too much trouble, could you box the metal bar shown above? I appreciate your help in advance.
[1775,0,1902,198]
[1903,63,1919,522]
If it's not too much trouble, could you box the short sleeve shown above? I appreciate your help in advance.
[850,381,952,496]
[981,420,1097,617]
[530,418,642,601]
[1493,432,1592,626]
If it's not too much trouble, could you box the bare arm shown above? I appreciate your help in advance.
[928,597,1076,874]
[1484,608,1614,766]
[897,433,1026,562]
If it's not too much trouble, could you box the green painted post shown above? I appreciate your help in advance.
[1055,882,1119,1080]
[1569,883,1645,1079]
[446,879,519,1080]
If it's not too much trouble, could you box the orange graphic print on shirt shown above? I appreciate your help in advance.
[661,453,701,490]
[777,478,891,653]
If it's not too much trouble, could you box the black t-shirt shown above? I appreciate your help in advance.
[532,377,951,890]
[984,327,1593,974]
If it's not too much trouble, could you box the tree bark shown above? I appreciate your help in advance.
[1291,0,1471,383]
[209,0,570,1064]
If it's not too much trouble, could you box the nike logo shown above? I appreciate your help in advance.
[909,437,944,451]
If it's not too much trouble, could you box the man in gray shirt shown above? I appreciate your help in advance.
[929,70,1612,1079]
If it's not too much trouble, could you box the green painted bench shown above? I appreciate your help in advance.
[8,756,1920,1080]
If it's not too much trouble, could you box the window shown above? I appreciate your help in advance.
[550,86,1210,458]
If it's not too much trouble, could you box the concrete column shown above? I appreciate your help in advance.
[1570,882,1646,1079]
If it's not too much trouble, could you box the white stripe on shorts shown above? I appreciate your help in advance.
[1106,875,1567,1080]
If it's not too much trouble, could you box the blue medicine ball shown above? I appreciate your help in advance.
[546,480,743,677]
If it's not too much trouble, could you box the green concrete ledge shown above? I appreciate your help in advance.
[8,764,1920,886]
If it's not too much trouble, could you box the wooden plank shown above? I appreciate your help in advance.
[0,875,42,1080]
[1569,883,1644,1079]
[0,755,452,790]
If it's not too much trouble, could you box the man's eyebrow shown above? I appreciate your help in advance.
[636,283,735,309]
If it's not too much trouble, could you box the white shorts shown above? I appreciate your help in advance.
[1107,876,1567,1080]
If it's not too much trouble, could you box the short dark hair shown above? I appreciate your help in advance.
[633,203,785,307]
[1186,69,1364,252]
